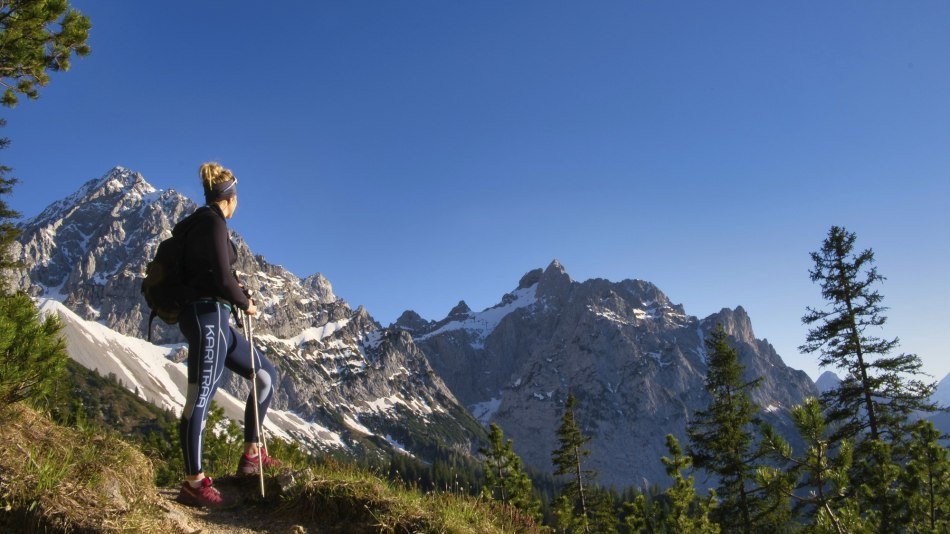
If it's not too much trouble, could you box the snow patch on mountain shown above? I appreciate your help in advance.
[589,306,633,326]
[469,397,502,424]
[38,298,346,449]
[416,284,538,345]
[362,393,441,417]
[253,319,351,350]
[384,435,413,457]
[290,319,350,345]
[342,415,373,435]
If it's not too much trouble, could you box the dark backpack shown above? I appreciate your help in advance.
[141,208,204,341]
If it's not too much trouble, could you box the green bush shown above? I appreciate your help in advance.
[0,292,68,410]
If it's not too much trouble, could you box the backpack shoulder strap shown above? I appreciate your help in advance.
[147,309,157,342]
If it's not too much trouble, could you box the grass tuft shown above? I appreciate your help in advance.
[279,459,547,533]
[0,404,168,532]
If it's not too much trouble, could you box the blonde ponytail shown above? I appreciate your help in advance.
[200,162,238,204]
[199,162,235,189]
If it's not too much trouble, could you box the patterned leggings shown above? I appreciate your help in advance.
[178,301,277,476]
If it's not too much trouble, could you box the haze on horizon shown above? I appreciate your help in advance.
[6,2,949,381]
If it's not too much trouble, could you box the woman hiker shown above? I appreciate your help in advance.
[175,162,280,507]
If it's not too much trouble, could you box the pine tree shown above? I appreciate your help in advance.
[655,434,719,533]
[622,493,655,533]
[0,0,91,107]
[587,487,619,534]
[0,291,67,408]
[0,121,67,411]
[687,324,788,533]
[553,494,581,534]
[480,423,543,522]
[0,121,21,282]
[759,397,870,534]
[900,420,950,533]
[552,393,595,534]
[801,226,936,442]
[801,226,936,529]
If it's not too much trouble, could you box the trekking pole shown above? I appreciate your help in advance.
[247,310,269,459]
[242,309,266,499]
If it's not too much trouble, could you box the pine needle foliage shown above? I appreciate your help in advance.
[687,324,789,533]
[0,0,91,107]
[899,420,950,533]
[480,422,543,523]
[552,393,596,533]
[759,397,871,533]
[801,226,937,530]
[0,120,21,284]
[628,434,720,533]
[801,225,936,444]
[656,434,719,533]
[0,291,67,408]
[0,150,68,410]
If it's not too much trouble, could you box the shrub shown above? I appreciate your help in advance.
[0,292,67,410]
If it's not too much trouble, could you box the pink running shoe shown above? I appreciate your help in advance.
[237,447,282,475]
[176,477,233,508]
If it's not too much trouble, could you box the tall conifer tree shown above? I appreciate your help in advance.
[481,423,542,522]
[801,226,936,530]
[0,122,67,409]
[687,324,788,533]
[801,226,935,444]
[552,393,595,534]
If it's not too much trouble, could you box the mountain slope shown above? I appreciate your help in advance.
[14,167,486,462]
[398,260,817,487]
[38,298,344,447]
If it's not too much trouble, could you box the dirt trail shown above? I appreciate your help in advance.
[155,476,313,534]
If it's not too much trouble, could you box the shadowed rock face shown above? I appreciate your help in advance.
[15,167,485,460]
[398,260,817,488]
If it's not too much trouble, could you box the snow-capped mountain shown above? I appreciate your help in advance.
[397,261,817,487]
[14,167,485,461]
[815,371,842,394]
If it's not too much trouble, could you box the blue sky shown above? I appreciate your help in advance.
[5,1,949,381]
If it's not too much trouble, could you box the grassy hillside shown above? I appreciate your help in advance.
[0,398,545,532]
[0,404,166,532]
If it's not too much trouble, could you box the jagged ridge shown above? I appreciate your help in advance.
[398,259,817,487]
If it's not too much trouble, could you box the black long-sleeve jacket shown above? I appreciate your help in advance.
[174,204,250,310]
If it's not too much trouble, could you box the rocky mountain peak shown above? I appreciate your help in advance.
[537,259,572,298]
[448,300,472,318]
[815,371,842,394]
[518,268,543,290]
[393,310,430,333]
[546,258,567,274]
[104,165,147,186]
[409,262,816,487]
[302,273,337,304]
[23,167,160,231]
[353,305,370,320]
[703,306,756,344]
